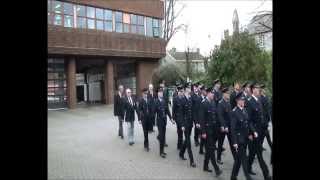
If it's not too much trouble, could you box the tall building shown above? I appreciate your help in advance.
[232,9,239,34]
[48,0,165,109]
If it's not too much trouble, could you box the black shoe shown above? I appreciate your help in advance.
[264,175,272,180]
[129,142,133,146]
[199,151,204,155]
[248,170,256,175]
[215,169,222,177]
[190,162,196,168]
[217,159,223,165]
[121,136,124,139]
[262,147,267,151]
[222,147,226,152]
[145,147,149,152]
[164,144,168,147]
[179,155,187,160]
[203,168,212,172]
[162,152,167,155]
[160,153,166,158]
[230,177,238,180]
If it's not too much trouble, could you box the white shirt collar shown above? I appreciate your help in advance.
[252,95,258,101]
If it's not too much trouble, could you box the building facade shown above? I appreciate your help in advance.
[168,48,205,73]
[48,0,166,109]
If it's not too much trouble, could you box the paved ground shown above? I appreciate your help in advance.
[48,104,272,180]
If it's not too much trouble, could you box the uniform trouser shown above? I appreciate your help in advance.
[217,131,236,161]
[118,116,123,137]
[126,121,134,143]
[261,128,272,149]
[203,129,220,173]
[248,136,270,179]
[157,124,166,154]
[231,142,252,180]
[180,126,195,164]
[142,119,150,148]
[176,123,183,149]
[194,121,200,143]
[217,130,226,156]
[150,116,155,130]
[200,135,206,153]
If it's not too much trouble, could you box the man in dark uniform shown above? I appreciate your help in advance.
[154,87,174,158]
[191,82,202,146]
[114,85,125,139]
[172,85,185,150]
[199,85,207,155]
[260,84,272,151]
[246,82,272,180]
[147,84,156,132]
[230,82,242,109]
[179,83,196,167]
[138,88,153,151]
[160,80,171,107]
[199,87,223,176]
[230,93,253,180]
[217,87,236,164]
[212,79,226,153]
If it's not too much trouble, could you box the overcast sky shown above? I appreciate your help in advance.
[166,0,272,56]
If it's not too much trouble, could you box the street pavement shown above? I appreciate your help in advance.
[48,104,272,180]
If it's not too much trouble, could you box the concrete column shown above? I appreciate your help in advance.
[67,58,77,109]
[136,60,159,98]
[105,60,114,104]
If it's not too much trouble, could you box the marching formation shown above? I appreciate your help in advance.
[113,79,272,180]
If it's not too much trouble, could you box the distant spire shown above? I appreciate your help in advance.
[232,9,239,33]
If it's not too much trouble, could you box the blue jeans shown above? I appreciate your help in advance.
[126,121,134,143]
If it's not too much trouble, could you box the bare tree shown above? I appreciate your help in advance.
[163,0,186,46]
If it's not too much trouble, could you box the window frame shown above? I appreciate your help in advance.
[76,4,87,29]
[115,11,123,33]
[104,9,113,32]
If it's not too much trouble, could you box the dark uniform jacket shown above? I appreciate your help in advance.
[114,92,124,117]
[230,90,241,109]
[260,95,271,125]
[217,98,232,128]
[199,98,219,135]
[230,106,254,145]
[182,95,193,128]
[154,98,172,127]
[172,96,185,125]
[213,88,222,105]
[123,96,137,122]
[191,92,202,124]
[147,91,156,115]
[137,97,153,122]
[246,96,266,133]
[163,87,170,105]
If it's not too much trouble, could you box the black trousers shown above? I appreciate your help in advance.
[217,131,236,161]
[180,126,194,164]
[117,116,123,137]
[231,142,252,180]
[203,129,220,173]
[199,134,206,153]
[176,123,183,149]
[142,119,151,148]
[261,128,272,149]
[194,121,200,143]
[157,125,166,154]
[150,115,155,130]
[248,136,270,179]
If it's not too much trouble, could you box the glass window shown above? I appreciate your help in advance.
[146,17,153,37]
[124,24,130,33]
[115,22,123,32]
[137,16,144,25]
[131,24,137,34]
[104,21,112,31]
[152,19,159,27]
[123,13,130,24]
[48,0,51,12]
[48,12,51,24]
[96,8,104,20]
[53,14,62,25]
[115,12,122,22]
[138,26,145,35]
[96,20,104,30]
[104,9,112,20]
[53,0,62,14]
[131,14,137,24]
[87,19,95,29]
[76,5,85,17]
[77,17,86,28]
[64,15,73,27]
[63,2,73,15]
[87,7,95,18]
[153,27,159,37]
